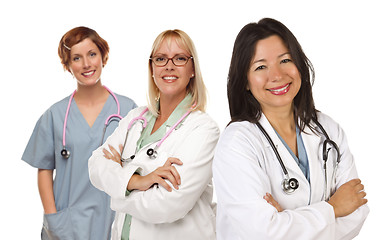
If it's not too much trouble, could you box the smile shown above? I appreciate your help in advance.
[162,76,178,82]
[82,70,95,77]
[268,83,290,95]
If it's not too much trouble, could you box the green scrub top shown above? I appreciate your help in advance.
[121,94,192,240]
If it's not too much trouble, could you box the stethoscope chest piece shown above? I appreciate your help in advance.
[61,148,70,159]
[146,148,157,159]
[282,177,299,194]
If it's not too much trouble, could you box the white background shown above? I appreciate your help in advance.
[1,0,390,239]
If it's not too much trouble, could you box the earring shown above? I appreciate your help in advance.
[155,91,160,102]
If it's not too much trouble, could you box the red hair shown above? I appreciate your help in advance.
[58,26,109,72]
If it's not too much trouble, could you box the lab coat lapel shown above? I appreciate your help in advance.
[301,125,324,203]
[260,115,310,189]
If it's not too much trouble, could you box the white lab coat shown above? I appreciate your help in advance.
[213,112,369,240]
[89,106,220,240]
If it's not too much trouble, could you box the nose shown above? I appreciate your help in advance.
[83,58,91,69]
[269,65,283,82]
[165,59,175,70]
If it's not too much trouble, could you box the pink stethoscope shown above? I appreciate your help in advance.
[61,86,122,159]
[120,104,195,162]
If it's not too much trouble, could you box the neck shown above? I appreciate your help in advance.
[74,81,109,105]
[263,104,296,136]
[158,93,186,120]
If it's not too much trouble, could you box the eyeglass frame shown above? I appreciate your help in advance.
[150,54,194,67]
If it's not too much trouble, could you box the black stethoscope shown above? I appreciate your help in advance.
[61,86,122,159]
[255,119,341,198]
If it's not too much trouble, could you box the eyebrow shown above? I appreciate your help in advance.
[252,52,291,64]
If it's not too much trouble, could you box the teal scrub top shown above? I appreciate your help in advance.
[22,92,137,240]
[275,126,310,182]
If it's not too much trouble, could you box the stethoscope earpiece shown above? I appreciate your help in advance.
[61,148,70,159]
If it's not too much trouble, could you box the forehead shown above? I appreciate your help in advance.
[70,38,99,54]
[253,35,289,60]
[154,36,189,55]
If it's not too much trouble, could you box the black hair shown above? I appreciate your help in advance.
[227,18,317,132]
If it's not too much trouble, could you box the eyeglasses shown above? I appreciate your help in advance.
[150,54,193,67]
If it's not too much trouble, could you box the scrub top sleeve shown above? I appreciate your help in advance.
[22,109,55,169]
[110,115,220,224]
[213,123,335,240]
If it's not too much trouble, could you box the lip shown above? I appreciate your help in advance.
[162,75,178,83]
[268,83,291,95]
[82,70,95,77]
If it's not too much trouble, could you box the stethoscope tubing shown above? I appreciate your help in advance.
[62,86,122,158]
[120,104,195,162]
[256,118,340,197]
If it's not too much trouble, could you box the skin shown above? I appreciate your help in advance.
[38,37,109,214]
[103,36,194,192]
[249,35,367,218]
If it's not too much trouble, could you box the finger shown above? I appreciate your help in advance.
[108,145,121,160]
[169,166,181,185]
[157,169,179,189]
[267,193,282,211]
[102,148,113,159]
[164,157,183,167]
[119,144,124,154]
[348,178,361,186]
[358,191,367,199]
[354,183,365,192]
[154,176,173,192]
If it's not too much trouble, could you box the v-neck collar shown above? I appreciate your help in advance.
[136,94,192,151]
[70,94,113,132]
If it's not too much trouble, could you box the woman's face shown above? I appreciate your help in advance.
[69,38,103,86]
[152,37,194,102]
[247,35,301,113]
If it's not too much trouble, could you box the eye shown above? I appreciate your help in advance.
[72,56,80,61]
[255,65,266,71]
[281,58,292,64]
[154,56,167,62]
[175,55,187,62]
[89,52,97,57]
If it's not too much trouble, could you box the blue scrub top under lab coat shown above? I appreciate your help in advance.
[22,92,137,240]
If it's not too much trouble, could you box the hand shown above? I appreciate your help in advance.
[103,144,124,166]
[127,157,183,192]
[264,193,283,212]
[328,178,368,218]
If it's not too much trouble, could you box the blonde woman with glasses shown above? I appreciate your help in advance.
[89,29,219,240]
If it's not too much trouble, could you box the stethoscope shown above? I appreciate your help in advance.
[120,105,194,162]
[255,119,340,199]
[61,86,122,159]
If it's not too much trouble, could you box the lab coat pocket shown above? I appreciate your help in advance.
[42,208,73,240]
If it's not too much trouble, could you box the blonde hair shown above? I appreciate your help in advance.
[147,29,207,116]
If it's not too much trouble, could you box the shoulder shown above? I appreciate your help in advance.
[112,92,137,109]
[186,110,220,134]
[122,106,149,120]
[218,120,258,147]
[36,95,70,122]
[314,111,346,141]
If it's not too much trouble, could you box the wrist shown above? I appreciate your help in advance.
[127,173,141,192]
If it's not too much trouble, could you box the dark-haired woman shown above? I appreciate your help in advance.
[213,18,369,240]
